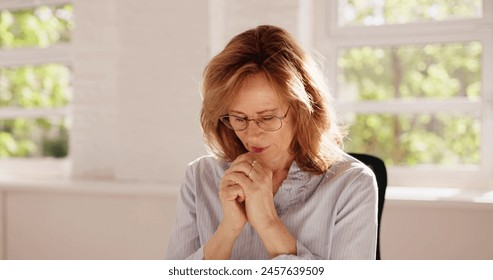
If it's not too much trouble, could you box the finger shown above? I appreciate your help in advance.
[220,184,245,202]
[225,172,253,190]
[247,159,271,179]
[222,171,252,189]
[220,176,244,191]
[230,160,267,182]
[232,153,254,163]
[236,192,245,203]
[225,161,256,178]
[245,165,256,180]
[240,152,264,167]
[231,153,260,169]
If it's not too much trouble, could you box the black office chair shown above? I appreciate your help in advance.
[349,153,387,260]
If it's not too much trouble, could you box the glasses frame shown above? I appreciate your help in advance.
[219,106,291,131]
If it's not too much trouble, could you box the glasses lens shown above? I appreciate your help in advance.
[221,116,245,130]
[220,116,232,129]
[257,117,282,131]
[220,115,283,131]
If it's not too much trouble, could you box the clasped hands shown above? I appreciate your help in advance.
[218,153,280,235]
[205,153,296,259]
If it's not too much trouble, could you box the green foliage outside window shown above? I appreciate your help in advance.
[0,4,73,158]
[0,5,73,48]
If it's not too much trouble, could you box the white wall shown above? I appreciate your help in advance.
[72,0,208,184]
[1,184,177,259]
[15,193,172,260]
[381,200,493,259]
[209,0,301,54]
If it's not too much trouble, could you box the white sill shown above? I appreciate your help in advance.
[0,158,179,197]
[1,175,492,205]
[386,186,493,204]
[0,177,179,197]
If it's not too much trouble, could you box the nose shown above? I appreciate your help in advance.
[244,119,263,138]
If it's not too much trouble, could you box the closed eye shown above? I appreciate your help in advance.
[260,116,275,121]
[232,116,247,123]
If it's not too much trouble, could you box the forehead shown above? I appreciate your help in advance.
[230,73,283,111]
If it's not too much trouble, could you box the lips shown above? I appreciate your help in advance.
[251,146,267,153]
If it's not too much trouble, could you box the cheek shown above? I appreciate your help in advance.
[283,125,296,148]
[284,122,295,141]
[278,127,295,148]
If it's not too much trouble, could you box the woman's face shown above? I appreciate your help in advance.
[229,73,295,167]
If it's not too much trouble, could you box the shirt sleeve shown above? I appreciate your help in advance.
[165,164,204,260]
[329,169,378,259]
[271,241,323,260]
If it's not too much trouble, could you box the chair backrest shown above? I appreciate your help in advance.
[349,153,387,260]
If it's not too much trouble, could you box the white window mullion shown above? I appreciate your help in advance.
[484,0,493,21]
[331,19,487,38]
[330,28,489,49]
[480,17,493,183]
[0,0,70,10]
[338,99,482,115]
[0,107,71,120]
[0,45,72,67]
[327,0,339,37]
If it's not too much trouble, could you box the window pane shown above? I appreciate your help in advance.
[0,117,69,158]
[339,0,483,26]
[338,42,482,102]
[0,4,74,48]
[0,64,72,108]
[344,113,480,166]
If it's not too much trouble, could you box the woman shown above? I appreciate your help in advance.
[166,25,377,260]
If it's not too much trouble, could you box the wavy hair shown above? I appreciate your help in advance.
[200,25,345,174]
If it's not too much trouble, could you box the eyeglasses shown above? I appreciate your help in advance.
[219,106,290,131]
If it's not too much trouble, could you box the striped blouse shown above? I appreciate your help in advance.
[166,153,377,260]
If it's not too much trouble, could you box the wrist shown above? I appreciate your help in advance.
[218,221,244,239]
[204,222,244,260]
[251,216,281,232]
[254,219,297,258]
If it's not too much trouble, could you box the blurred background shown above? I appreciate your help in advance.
[0,0,492,259]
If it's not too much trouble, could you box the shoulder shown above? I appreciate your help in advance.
[187,154,229,173]
[319,153,378,213]
[328,153,375,180]
[320,153,377,195]
[183,155,230,185]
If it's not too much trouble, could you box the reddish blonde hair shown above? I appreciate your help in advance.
[200,25,345,174]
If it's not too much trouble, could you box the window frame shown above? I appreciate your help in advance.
[0,0,73,180]
[322,0,493,188]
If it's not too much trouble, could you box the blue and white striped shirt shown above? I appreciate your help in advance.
[166,153,377,260]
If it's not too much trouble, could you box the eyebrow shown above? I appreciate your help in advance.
[229,108,278,115]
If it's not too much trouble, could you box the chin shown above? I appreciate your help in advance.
[258,150,277,162]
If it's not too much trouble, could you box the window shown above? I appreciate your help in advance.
[0,0,73,179]
[325,0,493,187]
